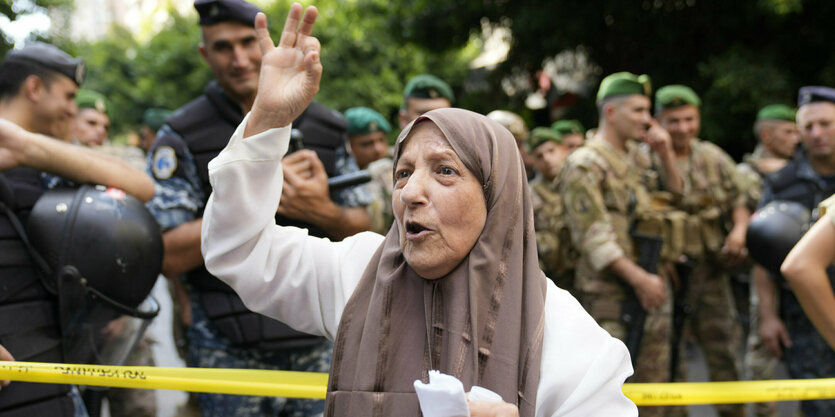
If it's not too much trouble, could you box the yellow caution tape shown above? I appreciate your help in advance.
[2,361,835,405]
[0,361,327,399]
[624,379,835,405]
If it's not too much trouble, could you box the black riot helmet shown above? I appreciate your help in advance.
[26,185,162,316]
[746,200,812,275]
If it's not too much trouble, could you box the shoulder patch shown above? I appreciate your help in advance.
[152,146,178,180]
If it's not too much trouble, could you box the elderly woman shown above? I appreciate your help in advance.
[202,4,636,416]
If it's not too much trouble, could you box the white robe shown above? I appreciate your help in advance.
[201,115,639,417]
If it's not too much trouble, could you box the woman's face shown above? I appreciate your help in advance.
[393,122,487,279]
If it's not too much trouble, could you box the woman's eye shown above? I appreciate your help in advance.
[439,167,456,176]
[395,169,411,179]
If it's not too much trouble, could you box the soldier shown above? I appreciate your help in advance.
[70,89,110,147]
[560,72,682,417]
[487,110,535,179]
[145,1,372,416]
[398,74,453,129]
[0,42,154,417]
[653,85,747,417]
[550,119,586,153]
[528,127,574,293]
[344,106,394,235]
[738,104,798,417]
[753,86,835,417]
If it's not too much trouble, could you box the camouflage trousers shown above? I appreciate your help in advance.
[189,340,332,417]
[781,290,835,417]
[584,285,672,417]
[669,261,743,417]
[745,277,779,417]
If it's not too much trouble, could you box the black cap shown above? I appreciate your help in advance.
[798,86,835,107]
[3,42,85,85]
[194,0,261,27]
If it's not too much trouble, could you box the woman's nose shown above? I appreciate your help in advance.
[399,170,428,206]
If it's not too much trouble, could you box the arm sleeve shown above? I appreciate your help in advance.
[560,162,624,272]
[535,281,638,416]
[145,125,205,230]
[201,114,385,340]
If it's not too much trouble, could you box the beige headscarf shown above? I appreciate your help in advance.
[326,108,547,417]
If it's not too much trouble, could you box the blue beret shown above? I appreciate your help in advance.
[3,42,85,85]
[798,86,835,107]
[194,0,261,27]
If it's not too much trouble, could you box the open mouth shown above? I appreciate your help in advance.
[405,221,431,240]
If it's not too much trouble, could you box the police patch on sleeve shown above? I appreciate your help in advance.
[152,146,178,180]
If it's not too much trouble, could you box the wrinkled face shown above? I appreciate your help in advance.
[607,95,652,141]
[658,105,701,152]
[199,21,261,103]
[33,75,78,138]
[762,120,800,159]
[532,141,567,182]
[349,131,389,169]
[393,122,487,279]
[561,133,585,153]
[399,97,452,129]
[797,102,835,161]
[71,108,110,146]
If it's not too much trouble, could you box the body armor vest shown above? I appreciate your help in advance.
[0,168,74,416]
[167,81,347,349]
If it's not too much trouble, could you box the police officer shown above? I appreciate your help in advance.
[528,127,575,293]
[344,107,394,235]
[139,108,172,153]
[145,1,372,416]
[0,42,154,416]
[398,74,453,129]
[653,85,747,417]
[738,104,798,417]
[754,86,835,417]
[559,72,682,417]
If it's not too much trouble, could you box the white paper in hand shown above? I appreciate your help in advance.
[413,370,502,417]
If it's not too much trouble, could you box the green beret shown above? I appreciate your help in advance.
[551,119,585,136]
[655,85,701,112]
[756,104,796,122]
[530,127,563,150]
[75,89,108,115]
[597,72,652,101]
[402,74,454,107]
[142,108,172,131]
[344,107,391,135]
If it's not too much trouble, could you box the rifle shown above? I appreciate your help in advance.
[622,232,664,367]
[670,259,694,381]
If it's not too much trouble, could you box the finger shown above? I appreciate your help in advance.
[254,13,275,55]
[297,6,318,37]
[278,3,303,48]
[781,331,793,348]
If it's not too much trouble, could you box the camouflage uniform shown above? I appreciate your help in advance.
[658,138,744,417]
[560,137,672,417]
[147,124,372,417]
[529,176,576,294]
[737,144,782,417]
[364,157,394,235]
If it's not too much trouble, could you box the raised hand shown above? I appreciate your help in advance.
[245,4,322,138]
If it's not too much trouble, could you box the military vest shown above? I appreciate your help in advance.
[167,81,347,350]
[0,168,74,416]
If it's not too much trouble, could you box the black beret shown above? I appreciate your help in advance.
[3,42,85,85]
[194,0,261,27]
[798,86,835,107]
